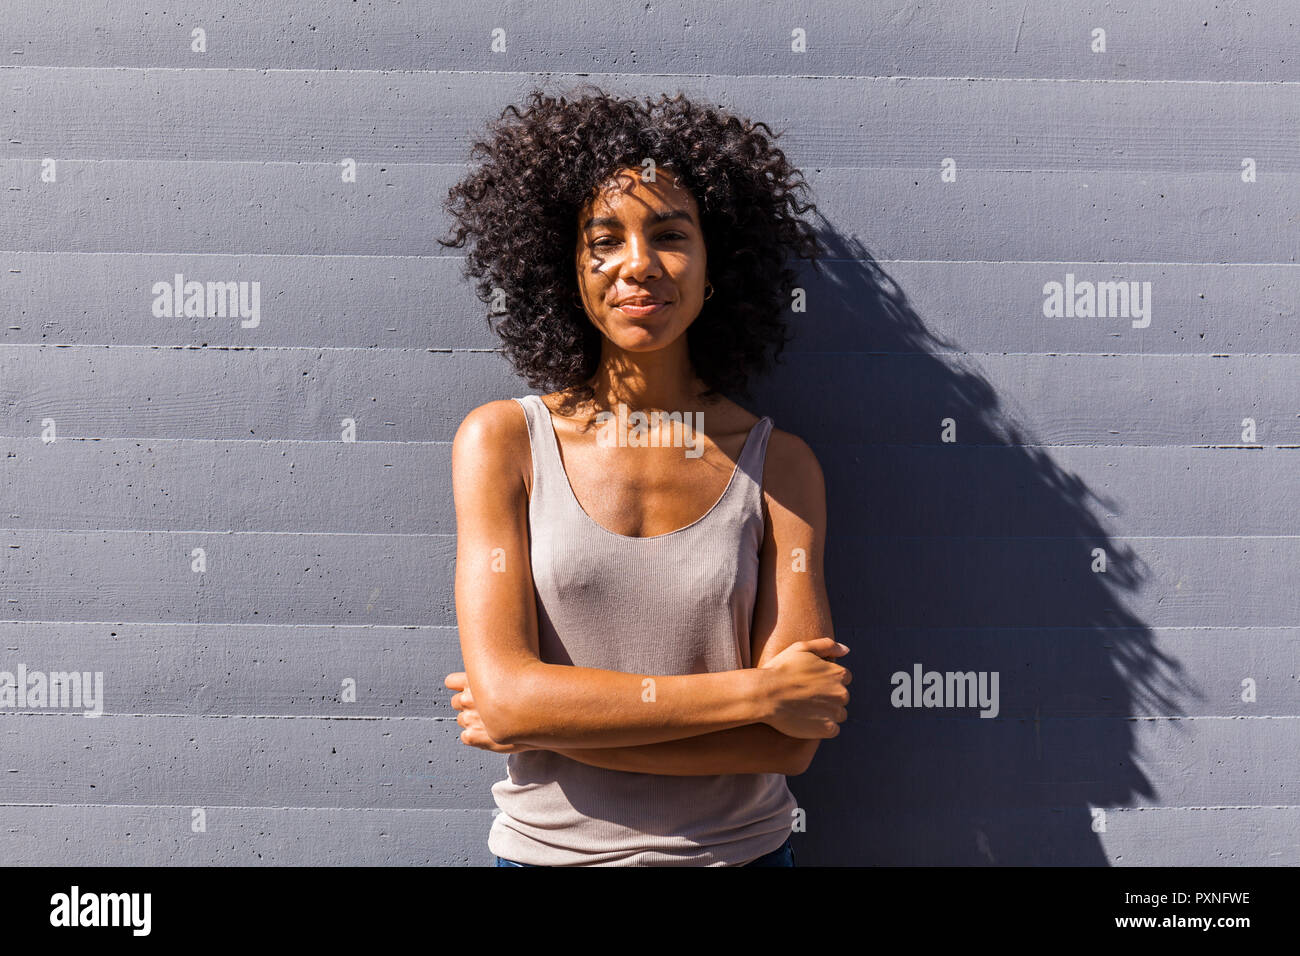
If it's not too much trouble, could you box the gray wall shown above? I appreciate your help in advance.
[1,0,1296,865]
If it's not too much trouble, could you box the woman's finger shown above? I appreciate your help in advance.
[460,725,526,754]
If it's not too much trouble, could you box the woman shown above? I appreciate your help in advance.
[439,87,851,866]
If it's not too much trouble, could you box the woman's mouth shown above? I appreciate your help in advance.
[615,301,668,317]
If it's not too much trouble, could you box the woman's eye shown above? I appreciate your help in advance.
[591,233,686,248]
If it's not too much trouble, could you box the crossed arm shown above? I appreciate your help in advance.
[448,401,838,777]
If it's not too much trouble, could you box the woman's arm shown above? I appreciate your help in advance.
[450,423,842,774]
[448,671,814,774]
[551,724,809,775]
[746,428,838,774]
[452,400,807,749]
[453,402,848,749]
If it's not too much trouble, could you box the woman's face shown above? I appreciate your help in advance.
[574,166,708,353]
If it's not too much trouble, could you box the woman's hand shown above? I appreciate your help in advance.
[757,637,852,739]
[445,672,539,754]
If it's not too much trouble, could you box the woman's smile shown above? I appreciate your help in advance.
[615,300,669,318]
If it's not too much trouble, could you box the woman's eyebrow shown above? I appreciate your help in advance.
[581,209,695,231]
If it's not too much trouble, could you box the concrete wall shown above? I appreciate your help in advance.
[1,0,1296,865]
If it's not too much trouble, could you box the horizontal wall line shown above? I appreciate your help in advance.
[0,800,493,812]
[0,800,1296,812]
[3,64,1298,86]
[2,438,1297,451]
[0,158,1284,176]
[0,619,448,629]
[7,344,1300,359]
[5,528,1300,539]
[7,250,1300,267]
[1,527,447,537]
[0,712,451,720]
[1,712,1298,722]
[3,621,1295,632]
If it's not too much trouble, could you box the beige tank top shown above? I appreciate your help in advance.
[486,393,797,865]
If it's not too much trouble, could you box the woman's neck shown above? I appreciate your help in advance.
[581,341,709,414]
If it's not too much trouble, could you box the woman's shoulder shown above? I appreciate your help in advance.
[451,398,533,490]
[455,397,531,441]
[758,420,823,501]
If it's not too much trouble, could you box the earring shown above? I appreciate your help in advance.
[703,282,714,301]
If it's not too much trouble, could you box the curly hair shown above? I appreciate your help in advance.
[437,84,825,405]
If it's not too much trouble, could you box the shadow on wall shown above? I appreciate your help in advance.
[743,220,1196,865]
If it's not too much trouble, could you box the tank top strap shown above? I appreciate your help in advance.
[513,394,570,512]
[738,414,775,478]
[712,413,774,523]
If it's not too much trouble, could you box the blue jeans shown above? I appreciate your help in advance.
[495,838,795,867]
